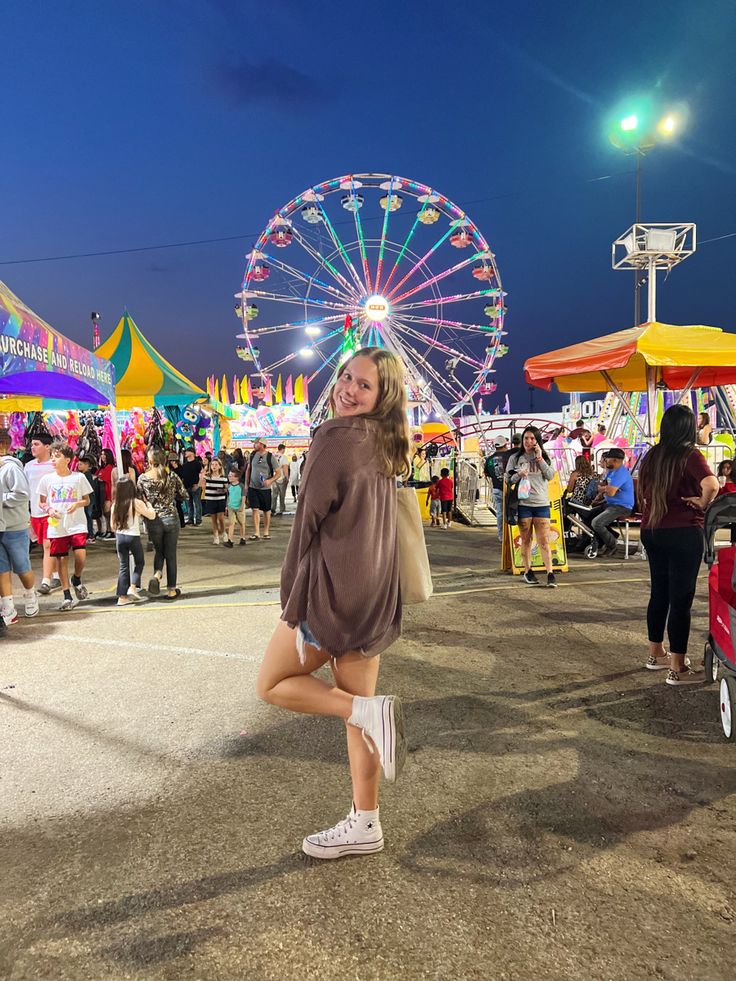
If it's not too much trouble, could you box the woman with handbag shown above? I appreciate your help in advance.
[505,425,557,587]
[256,348,412,860]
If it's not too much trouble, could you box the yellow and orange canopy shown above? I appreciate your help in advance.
[525,322,736,393]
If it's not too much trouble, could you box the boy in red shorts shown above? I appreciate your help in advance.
[37,443,93,611]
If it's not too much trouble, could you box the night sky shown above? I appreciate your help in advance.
[3,0,735,416]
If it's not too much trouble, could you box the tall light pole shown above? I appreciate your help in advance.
[608,100,687,325]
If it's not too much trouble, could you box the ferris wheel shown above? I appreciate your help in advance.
[235,173,507,427]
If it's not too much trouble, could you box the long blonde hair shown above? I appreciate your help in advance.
[146,448,168,482]
[330,348,411,479]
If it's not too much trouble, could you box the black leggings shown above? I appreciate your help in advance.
[147,516,180,590]
[641,526,703,655]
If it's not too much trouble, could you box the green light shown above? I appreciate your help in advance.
[620,114,638,131]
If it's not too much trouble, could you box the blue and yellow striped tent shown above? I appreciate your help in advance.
[96,311,206,409]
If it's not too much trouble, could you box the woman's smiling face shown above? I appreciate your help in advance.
[333,355,380,417]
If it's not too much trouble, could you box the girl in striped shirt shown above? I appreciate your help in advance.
[201,457,228,544]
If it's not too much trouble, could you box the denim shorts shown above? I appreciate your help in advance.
[518,504,551,520]
[295,621,367,664]
[295,621,321,664]
[0,530,32,574]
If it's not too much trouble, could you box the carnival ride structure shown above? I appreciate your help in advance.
[234,174,507,428]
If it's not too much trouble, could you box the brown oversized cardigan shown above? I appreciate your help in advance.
[280,416,401,657]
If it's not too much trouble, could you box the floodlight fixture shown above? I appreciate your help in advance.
[645,228,678,253]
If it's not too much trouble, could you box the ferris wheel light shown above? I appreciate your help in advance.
[305,326,321,336]
[299,347,314,357]
[364,295,390,322]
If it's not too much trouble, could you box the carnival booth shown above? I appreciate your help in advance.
[206,371,311,451]
[92,311,222,462]
[0,279,124,468]
[96,312,207,409]
[525,321,736,440]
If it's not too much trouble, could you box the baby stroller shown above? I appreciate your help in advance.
[703,493,736,741]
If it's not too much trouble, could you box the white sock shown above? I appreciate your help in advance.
[42,577,51,586]
[353,804,379,821]
[1,596,14,613]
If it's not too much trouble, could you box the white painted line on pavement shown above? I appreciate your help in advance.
[51,634,262,664]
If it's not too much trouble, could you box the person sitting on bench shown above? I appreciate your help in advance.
[589,448,634,555]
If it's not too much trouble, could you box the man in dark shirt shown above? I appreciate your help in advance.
[487,436,508,543]
[500,433,522,473]
[178,448,203,526]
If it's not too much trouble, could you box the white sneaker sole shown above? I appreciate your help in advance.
[301,836,384,859]
[383,695,407,783]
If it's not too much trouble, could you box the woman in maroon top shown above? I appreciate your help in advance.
[256,349,411,861]
[639,405,719,684]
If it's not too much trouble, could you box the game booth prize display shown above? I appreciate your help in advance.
[205,372,311,449]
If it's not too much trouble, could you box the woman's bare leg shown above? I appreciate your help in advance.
[533,517,553,573]
[519,518,533,570]
[332,653,381,810]
[256,619,353,718]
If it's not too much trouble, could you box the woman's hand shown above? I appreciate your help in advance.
[533,445,543,461]
[681,495,710,511]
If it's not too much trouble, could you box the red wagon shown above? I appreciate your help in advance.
[703,494,736,740]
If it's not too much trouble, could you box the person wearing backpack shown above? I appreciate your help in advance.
[245,439,278,540]
[486,435,508,543]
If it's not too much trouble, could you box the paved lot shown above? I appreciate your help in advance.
[1,516,735,980]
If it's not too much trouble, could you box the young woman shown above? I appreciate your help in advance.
[256,348,410,860]
[97,448,115,538]
[111,478,155,606]
[505,425,557,587]
[138,449,186,600]
[201,456,228,543]
[717,459,736,491]
[288,454,301,501]
[697,411,712,446]
[565,454,596,504]
[639,404,719,684]
[111,449,138,491]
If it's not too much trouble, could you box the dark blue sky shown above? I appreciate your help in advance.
[3,0,735,414]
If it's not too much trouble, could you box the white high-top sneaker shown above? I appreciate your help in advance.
[23,590,39,618]
[347,694,407,782]
[302,805,383,859]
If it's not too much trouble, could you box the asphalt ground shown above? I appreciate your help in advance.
[1,514,735,980]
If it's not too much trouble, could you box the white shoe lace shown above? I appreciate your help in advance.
[312,813,356,844]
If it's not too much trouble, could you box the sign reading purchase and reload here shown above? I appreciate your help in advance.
[0,333,113,392]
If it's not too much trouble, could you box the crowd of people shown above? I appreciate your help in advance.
[0,368,728,857]
[484,406,724,685]
[0,429,307,631]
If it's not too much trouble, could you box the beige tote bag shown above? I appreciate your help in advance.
[397,486,433,605]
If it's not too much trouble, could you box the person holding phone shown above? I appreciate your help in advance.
[505,425,557,587]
